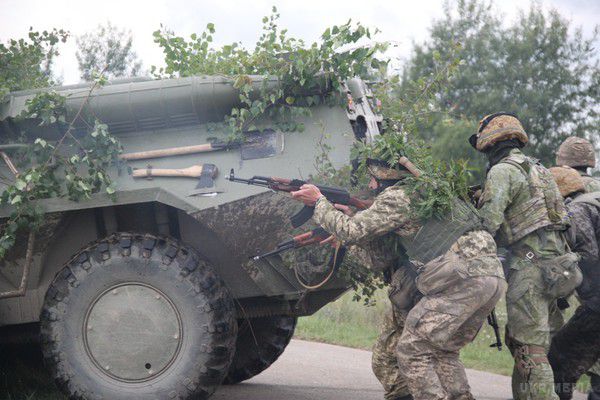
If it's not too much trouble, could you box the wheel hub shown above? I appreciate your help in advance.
[84,283,182,382]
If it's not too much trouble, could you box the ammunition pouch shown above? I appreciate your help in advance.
[514,250,582,299]
[388,265,421,315]
[540,253,582,298]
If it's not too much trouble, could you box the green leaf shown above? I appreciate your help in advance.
[285,96,295,105]
[15,180,27,191]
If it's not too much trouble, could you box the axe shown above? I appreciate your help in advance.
[132,164,219,194]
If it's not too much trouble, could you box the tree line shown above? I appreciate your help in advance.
[0,0,598,169]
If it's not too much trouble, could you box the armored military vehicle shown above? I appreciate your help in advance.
[0,75,381,399]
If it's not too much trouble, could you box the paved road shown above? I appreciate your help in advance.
[214,339,586,400]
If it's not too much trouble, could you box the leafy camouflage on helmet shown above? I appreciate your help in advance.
[556,136,596,168]
[356,132,472,219]
[366,159,409,180]
[549,166,585,198]
[474,113,528,152]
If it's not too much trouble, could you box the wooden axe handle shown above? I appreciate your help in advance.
[399,156,422,178]
[132,165,211,178]
[121,143,219,161]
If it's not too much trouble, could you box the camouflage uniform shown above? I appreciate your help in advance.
[479,148,576,400]
[580,172,600,194]
[575,170,600,384]
[546,191,600,400]
[371,307,410,400]
[314,184,506,400]
[555,135,600,385]
[577,170,600,387]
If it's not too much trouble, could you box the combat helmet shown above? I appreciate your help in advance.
[366,158,413,181]
[469,112,528,152]
[556,137,596,168]
[549,166,585,198]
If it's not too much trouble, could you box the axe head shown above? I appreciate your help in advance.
[189,164,219,195]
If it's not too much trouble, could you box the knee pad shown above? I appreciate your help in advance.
[513,344,549,379]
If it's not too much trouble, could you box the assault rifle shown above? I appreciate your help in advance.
[252,227,331,261]
[487,309,503,351]
[253,226,346,291]
[226,169,372,227]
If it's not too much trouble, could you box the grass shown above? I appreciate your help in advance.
[295,289,591,391]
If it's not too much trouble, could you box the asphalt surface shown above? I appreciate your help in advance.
[214,339,586,400]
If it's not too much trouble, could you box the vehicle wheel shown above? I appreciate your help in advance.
[224,315,297,384]
[40,233,237,400]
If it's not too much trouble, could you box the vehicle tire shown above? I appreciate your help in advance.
[40,233,237,400]
[224,315,297,384]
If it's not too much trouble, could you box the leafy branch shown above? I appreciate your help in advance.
[152,7,387,142]
[0,72,121,260]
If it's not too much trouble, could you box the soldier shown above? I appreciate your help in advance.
[556,136,600,397]
[556,137,600,193]
[328,164,420,400]
[291,154,506,400]
[471,113,581,400]
[547,167,600,400]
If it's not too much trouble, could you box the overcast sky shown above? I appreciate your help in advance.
[1,0,598,85]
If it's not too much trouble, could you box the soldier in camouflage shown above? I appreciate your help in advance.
[291,157,506,400]
[547,167,600,400]
[471,113,581,400]
[555,137,600,397]
[556,137,600,193]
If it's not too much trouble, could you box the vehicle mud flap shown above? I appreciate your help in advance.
[242,256,302,296]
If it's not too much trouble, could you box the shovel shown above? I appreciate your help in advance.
[120,129,282,161]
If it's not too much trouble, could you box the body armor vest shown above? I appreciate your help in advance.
[501,155,569,245]
[572,192,600,208]
[397,198,483,264]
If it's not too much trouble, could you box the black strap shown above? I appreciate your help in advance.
[478,112,519,133]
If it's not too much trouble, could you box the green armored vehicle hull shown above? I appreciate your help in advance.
[0,76,381,399]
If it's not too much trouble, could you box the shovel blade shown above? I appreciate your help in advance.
[241,129,283,160]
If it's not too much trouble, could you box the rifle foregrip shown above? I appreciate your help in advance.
[290,205,315,228]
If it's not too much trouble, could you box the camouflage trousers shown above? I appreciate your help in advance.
[372,267,422,400]
[397,275,506,400]
[548,305,600,400]
[372,307,411,400]
[505,257,566,400]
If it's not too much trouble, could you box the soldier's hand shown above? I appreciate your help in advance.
[333,203,354,216]
[290,184,323,206]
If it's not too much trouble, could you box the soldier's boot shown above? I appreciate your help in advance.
[390,395,413,400]
[589,373,600,400]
